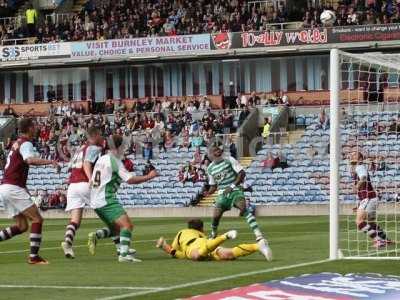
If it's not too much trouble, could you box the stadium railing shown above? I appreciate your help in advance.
[45,12,73,25]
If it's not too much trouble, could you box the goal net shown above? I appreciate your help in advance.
[330,49,400,260]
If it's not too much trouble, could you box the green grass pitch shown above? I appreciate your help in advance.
[0,216,399,300]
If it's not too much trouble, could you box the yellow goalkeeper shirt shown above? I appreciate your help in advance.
[171,229,205,253]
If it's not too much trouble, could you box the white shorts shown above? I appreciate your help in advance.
[358,198,378,219]
[0,184,34,218]
[66,182,90,211]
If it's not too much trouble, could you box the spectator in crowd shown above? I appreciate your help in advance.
[281,92,290,106]
[222,109,234,134]
[238,106,251,127]
[115,100,127,113]
[3,104,17,117]
[317,109,330,130]
[142,133,153,160]
[262,152,279,170]
[376,155,386,171]
[190,131,204,148]
[226,136,237,159]
[277,151,289,169]
[248,92,260,107]
[192,146,203,166]
[105,100,114,114]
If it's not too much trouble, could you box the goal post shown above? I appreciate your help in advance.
[330,48,340,260]
[330,49,400,260]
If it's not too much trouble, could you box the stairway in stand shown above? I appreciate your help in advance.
[197,156,253,207]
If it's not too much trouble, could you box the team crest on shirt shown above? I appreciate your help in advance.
[214,171,227,183]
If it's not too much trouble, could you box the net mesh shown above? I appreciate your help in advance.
[338,51,400,258]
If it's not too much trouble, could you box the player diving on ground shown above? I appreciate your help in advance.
[87,134,158,262]
[203,141,272,261]
[156,218,262,261]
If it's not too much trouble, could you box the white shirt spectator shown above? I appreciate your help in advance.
[205,98,211,109]
[282,94,289,105]
[240,94,248,106]
[186,104,197,114]
[161,99,170,110]
[155,120,165,132]
[56,105,63,116]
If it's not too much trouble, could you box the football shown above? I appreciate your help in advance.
[320,10,336,26]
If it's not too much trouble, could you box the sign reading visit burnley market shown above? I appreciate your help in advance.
[211,23,400,50]
[70,34,211,58]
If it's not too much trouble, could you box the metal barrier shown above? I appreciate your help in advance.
[0,16,26,26]
[1,37,32,45]
[45,12,73,25]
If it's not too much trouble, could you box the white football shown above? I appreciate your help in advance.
[320,10,336,26]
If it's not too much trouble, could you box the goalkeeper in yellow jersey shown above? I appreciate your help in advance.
[156,219,262,261]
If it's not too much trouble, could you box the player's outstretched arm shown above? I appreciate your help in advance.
[25,157,60,171]
[126,169,158,185]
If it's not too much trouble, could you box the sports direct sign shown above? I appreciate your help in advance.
[0,43,71,61]
[188,273,400,300]
[70,34,210,58]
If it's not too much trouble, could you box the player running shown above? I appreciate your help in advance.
[61,127,104,259]
[0,118,60,264]
[156,219,262,261]
[87,134,157,262]
[204,141,272,261]
[350,152,391,248]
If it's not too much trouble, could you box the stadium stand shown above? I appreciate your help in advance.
[2,0,399,43]
[0,105,244,208]
[246,109,400,206]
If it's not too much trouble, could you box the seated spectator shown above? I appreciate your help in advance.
[317,109,330,130]
[190,131,204,148]
[248,92,260,107]
[105,100,114,114]
[178,127,191,150]
[376,155,386,171]
[222,109,234,133]
[277,151,289,169]
[123,156,134,172]
[359,121,373,136]
[261,152,280,170]
[164,130,176,149]
[142,133,153,160]
[281,92,290,106]
[192,147,203,166]
[3,104,17,117]
[114,100,127,113]
[48,190,61,208]
[226,136,237,159]
[161,97,171,111]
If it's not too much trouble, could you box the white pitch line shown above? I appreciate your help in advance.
[0,285,163,291]
[0,239,156,254]
[98,259,331,300]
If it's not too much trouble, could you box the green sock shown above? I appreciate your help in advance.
[120,229,132,257]
[243,210,263,240]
